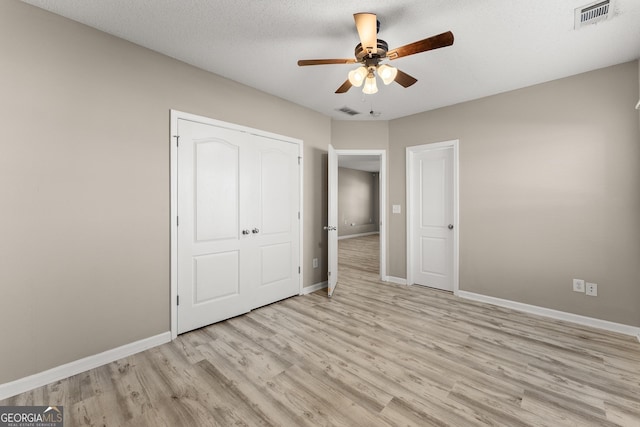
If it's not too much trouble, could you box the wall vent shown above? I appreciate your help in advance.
[575,0,611,29]
[336,106,361,116]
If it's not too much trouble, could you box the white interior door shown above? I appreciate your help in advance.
[177,119,252,333]
[327,144,338,296]
[409,145,455,291]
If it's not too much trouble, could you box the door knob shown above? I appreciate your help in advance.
[252,228,260,234]
[242,229,250,235]
[323,226,336,231]
[448,224,454,230]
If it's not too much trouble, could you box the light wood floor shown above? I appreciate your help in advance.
[3,234,640,426]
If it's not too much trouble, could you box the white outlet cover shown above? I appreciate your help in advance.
[586,282,598,296]
[392,205,401,214]
[573,279,585,292]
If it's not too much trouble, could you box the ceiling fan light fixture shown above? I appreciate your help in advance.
[377,64,398,85]
[348,66,367,87]
[362,72,378,94]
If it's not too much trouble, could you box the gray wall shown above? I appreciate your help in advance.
[0,0,330,384]
[389,61,640,327]
[338,168,379,237]
[331,120,389,150]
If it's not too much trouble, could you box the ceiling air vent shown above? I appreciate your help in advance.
[336,106,361,116]
[575,0,611,29]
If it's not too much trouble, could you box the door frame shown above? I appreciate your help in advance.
[170,109,304,340]
[332,149,387,281]
[406,140,459,294]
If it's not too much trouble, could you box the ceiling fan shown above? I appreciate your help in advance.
[297,13,454,94]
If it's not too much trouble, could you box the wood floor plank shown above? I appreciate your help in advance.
[265,365,391,427]
[70,390,129,427]
[605,400,640,427]
[521,389,619,427]
[381,394,499,427]
[191,338,307,426]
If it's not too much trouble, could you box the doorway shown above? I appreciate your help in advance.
[338,159,381,278]
[327,147,387,296]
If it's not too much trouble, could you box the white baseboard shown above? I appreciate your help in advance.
[457,290,640,338]
[383,276,407,285]
[0,331,171,401]
[301,281,328,295]
[338,231,379,240]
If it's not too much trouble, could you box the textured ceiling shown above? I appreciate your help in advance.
[20,0,640,120]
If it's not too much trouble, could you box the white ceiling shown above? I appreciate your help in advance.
[21,0,640,121]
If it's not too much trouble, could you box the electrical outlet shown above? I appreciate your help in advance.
[312,258,318,269]
[573,279,585,293]
[586,282,598,296]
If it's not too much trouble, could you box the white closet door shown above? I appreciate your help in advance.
[177,118,300,334]
[177,119,253,334]
[249,137,300,309]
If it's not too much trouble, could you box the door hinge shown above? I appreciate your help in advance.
[328,271,331,276]
[298,266,301,274]
[298,156,302,165]
[177,216,179,226]
[173,135,180,147]
[177,295,180,306]
[298,211,300,220]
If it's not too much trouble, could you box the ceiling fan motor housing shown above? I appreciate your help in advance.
[355,39,389,66]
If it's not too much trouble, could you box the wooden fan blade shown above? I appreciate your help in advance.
[387,31,454,60]
[394,69,418,88]
[335,79,353,93]
[354,13,377,54]
[298,59,357,66]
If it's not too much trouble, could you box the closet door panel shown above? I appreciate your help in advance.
[260,149,291,235]
[251,136,300,308]
[177,120,252,334]
[194,140,239,241]
[260,242,292,286]
[193,251,239,303]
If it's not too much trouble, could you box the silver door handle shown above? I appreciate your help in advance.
[242,229,250,235]
[323,226,336,231]
[252,228,259,234]
[448,224,454,230]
